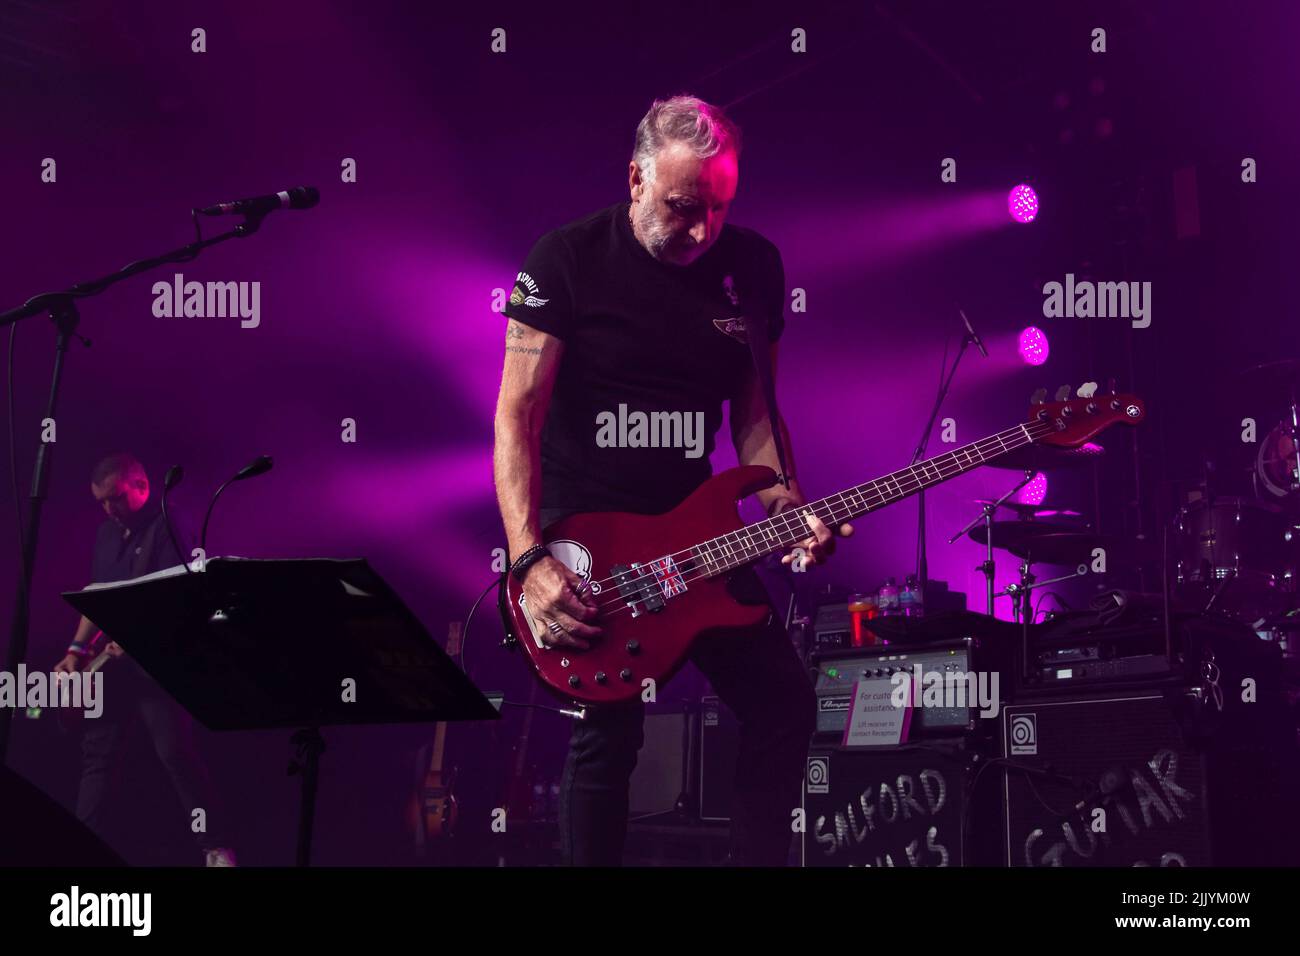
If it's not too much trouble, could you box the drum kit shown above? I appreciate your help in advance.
[954,360,1300,668]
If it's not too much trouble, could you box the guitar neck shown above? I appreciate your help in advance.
[694,417,1055,577]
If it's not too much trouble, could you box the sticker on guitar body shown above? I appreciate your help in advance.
[518,540,600,649]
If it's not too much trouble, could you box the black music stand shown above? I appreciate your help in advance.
[63,557,499,866]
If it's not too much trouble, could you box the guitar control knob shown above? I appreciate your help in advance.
[626,640,640,655]
[1086,402,1098,414]
[595,671,607,684]
[620,668,633,682]
[568,675,581,688]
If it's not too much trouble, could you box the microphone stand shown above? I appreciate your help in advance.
[911,328,977,601]
[950,470,1036,616]
[161,466,194,574]
[0,212,269,764]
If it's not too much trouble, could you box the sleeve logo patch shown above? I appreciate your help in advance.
[513,271,550,308]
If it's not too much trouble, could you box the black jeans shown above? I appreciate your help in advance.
[556,582,816,866]
[76,655,229,854]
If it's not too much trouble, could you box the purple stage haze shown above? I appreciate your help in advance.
[1,0,1296,866]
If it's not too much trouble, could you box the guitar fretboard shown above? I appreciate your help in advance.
[690,418,1055,576]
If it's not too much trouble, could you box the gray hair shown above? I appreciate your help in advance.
[632,94,741,183]
[92,452,145,485]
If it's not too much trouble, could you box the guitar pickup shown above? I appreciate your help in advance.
[611,562,665,617]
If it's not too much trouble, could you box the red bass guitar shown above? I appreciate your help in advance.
[501,391,1145,705]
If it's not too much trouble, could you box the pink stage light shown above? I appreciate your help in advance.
[1018,326,1049,365]
[1008,184,1039,223]
[1016,472,1048,506]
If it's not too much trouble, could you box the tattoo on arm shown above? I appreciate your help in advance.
[505,321,542,356]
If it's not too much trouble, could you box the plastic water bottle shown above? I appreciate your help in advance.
[900,574,924,617]
[878,577,900,616]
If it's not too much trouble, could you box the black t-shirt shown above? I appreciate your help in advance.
[91,498,193,585]
[503,200,785,520]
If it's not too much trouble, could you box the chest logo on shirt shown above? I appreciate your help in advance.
[712,274,749,343]
[712,317,749,342]
[510,271,550,308]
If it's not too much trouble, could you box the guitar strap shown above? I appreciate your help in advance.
[741,309,792,490]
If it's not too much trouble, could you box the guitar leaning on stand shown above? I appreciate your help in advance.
[501,388,1146,706]
[407,622,463,857]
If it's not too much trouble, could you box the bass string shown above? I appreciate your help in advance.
[578,417,1053,599]
[582,419,1057,616]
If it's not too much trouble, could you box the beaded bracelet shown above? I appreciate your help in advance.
[510,544,549,582]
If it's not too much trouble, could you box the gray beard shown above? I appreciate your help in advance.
[632,202,700,266]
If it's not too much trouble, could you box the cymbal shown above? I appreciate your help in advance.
[968,519,1087,550]
[974,499,1085,520]
[1005,532,1158,566]
[986,441,1105,472]
[1235,359,1300,396]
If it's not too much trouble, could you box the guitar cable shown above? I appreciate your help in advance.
[459,573,587,720]
[457,574,499,679]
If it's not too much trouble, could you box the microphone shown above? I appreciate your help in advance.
[231,454,274,482]
[200,455,274,558]
[197,187,319,218]
[959,309,989,358]
[161,465,195,574]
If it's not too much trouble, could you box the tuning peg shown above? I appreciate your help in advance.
[1054,385,1071,402]
[1077,382,1098,398]
[1031,387,1048,405]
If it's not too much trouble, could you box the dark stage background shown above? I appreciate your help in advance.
[0,0,1295,864]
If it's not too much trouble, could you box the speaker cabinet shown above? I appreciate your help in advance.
[1001,687,1300,866]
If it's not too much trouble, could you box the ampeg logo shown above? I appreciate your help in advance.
[806,756,829,794]
[1009,713,1038,755]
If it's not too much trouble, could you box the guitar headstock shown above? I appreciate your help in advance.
[1029,385,1145,448]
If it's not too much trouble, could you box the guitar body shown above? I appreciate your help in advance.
[56,649,112,735]
[419,777,459,840]
[501,465,778,706]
